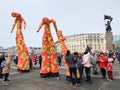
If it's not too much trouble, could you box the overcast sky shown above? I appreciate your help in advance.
[0,0,120,48]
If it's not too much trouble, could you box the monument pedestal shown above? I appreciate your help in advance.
[105,32,113,51]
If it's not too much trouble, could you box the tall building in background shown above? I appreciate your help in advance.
[64,33,106,52]
[113,35,120,42]
[113,35,120,50]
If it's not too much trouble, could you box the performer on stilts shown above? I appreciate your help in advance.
[55,30,80,80]
[11,12,29,72]
[55,30,70,79]
[37,17,59,77]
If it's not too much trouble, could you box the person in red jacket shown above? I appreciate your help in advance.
[98,52,108,79]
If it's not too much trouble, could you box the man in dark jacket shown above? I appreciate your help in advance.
[65,50,79,87]
[38,54,42,69]
[117,52,120,64]
[57,53,62,67]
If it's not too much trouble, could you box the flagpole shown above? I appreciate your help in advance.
[103,14,106,32]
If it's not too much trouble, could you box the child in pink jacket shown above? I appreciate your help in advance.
[106,55,114,81]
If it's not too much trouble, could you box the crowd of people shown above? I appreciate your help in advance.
[0,49,119,86]
[64,50,118,87]
[12,53,42,71]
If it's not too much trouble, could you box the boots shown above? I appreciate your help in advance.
[74,83,80,87]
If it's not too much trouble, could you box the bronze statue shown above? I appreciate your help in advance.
[104,15,113,32]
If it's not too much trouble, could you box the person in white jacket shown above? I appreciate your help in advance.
[82,51,92,84]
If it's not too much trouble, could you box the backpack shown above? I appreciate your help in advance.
[1,61,6,68]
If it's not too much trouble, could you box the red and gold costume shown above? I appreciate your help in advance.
[55,30,80,79]
[37,17,59,77]
[11,12,29,71]
[55,30,70,77]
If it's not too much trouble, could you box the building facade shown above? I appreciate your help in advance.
[113,35,120,50]
[60,33,107,53]
[28,47,41,54]
[0,47,8,54]
[0,46,41,55]
[113,35,120,42]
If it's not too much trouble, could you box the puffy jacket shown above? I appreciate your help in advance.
[77,56,83,67]
[82,53,92,67]
[2,58,12,74]
[31,55,37,62]
[65,54,76,68]
[106,58,113,71]
[98,55,108,69]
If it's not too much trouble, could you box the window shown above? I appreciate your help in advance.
[101,39,103,43]
[98,39,99,43]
